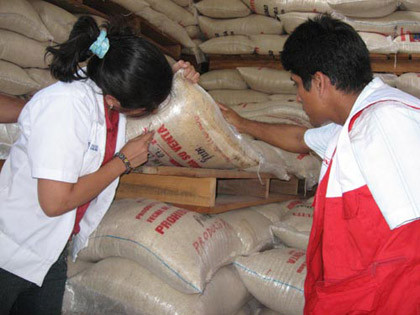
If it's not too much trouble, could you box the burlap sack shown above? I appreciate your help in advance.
[0,60,40,95]
[111,0,150,13]
[199,69,248,90]
[0,0,52,41]
[126,71,263,170]
[234,248,306,315]
[199,15,283,39]
[172,0,191,7]
[250,34,288,55]
[327,0,397,18]
[237,67,296,94]
[0,30,51,68]
[242,0,331,16]
[63,258,250,315]
[394,34,420,54]
[208,89,270,106]
[374,73,398,87]
[145,0,197,27]
[280,11,319,34]
[77,198,242,294]
[196,0,251,18]
[25,68,57,89]
[396,73,420,99]
[185,25,202,39]
[359,32,397,54]
[400,0,420,11]
[31,1,77,44]
[199,35,255,54]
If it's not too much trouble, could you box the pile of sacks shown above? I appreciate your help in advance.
[64,195,315,314]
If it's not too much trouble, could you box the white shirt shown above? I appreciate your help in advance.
[304,78,420,230]
[0,77,126,286]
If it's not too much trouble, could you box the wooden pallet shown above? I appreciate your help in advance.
[115,166,305,213]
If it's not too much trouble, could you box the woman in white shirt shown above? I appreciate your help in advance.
[0,16,198,314]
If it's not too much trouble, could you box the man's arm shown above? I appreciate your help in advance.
[218,103,310,154]
[0,94,26,123]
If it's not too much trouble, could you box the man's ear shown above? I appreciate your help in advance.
[312,71,332,97]
[104,94,121,109]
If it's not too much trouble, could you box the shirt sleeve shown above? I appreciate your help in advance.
[27,93,92,183]
[304,123,341,158]
[350,101,420,229]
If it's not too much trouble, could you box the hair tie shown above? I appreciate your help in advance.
[89,30,109,59]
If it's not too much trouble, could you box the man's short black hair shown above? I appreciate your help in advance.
[281,14,373,93]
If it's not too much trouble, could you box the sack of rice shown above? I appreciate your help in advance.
[218,208,275,255]
[199,35,255,54]
[234,248,306,315]
[394,34,420,54]
[334,11,420,37]
[145,0,197,27]
[237,67,296,94]
[400,0,420,12]
[199,15,283,39]
[0,122,20,159]
[242,0,331,16]
[280,150,321,189]
[253,199,307,223]
[199,69,248,90]
[0,0,53,42]
[280,12,319,34]
[172,0,191,6]
[196,0,251,18]
[111,0,150,13]
[271,201,313,250]
[269,93,298,102]
[374,73,398,87]
[0,30,51,68]
[327,0,397,18]
[77,198,243,294]
[185,25,202,39]
[250,34,288,56]
[208,89,270,106]
[25,68,57,89]
[31,1,77,44]
[358,32,397,54]
[66,259,94,278]
[126,71,263,170]
[63,258,250,315]
[396,73,420,99]
[0,60,40,95]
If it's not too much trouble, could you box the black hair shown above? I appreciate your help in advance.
[281,14,373,93]
[46,16,173,112]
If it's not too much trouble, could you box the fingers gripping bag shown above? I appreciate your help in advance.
[126,70,289,179]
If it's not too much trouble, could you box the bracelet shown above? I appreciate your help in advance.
[114,152,132,174]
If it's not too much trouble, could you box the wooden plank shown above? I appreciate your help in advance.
[217,178,270,198]
[115,173,217,207]
[270,177,301,195]
[174,193,296,214]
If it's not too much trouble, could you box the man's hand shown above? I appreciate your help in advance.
[172,60,200,84]
[217,102,246,133]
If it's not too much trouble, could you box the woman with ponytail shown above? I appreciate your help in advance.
[0,16,199,314]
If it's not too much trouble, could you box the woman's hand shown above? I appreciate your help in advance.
[172,60,200,84]
[217,103,246,133]
[120,132,154,168]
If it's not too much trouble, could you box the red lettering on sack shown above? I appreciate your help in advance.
[135,201,159,220]
[169,158,182,166]
[187,159,201,168]
[192,219,230,255]
[146,206,170,223]
[157,124,182,153]
[154,209,189,235]
[296,262,306,274]
[287,250,305,264]
[287,200,303,210]
[297,153,307,160]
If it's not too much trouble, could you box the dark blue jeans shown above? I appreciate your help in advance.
[0,248,67,315]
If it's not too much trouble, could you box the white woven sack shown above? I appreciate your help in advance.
[269,93,298,102]
[218,207,277,255]
[25,68,57,89]
[0,30,51,68]
[358,32,397,54]
[208,89,270,106]
[111,0,150,13]
[327,0,397,18]
[280,12,319,34]
[335,11,420,37]
[199,15,283,39]
[373,73,398,87]
[394,34,420,54]
[0,122,20,159]
[242,0,330,16]
[250,34,288,55]
[0,60,40,95]
[63,258,249,315]
[280,150,321,189]
[199,35,255,54]
[145,0,197,26]
[400,0,420,12]
[234,248,306,315]
[196,0,251,18]
[199,69,248,90]
[271,202,314,250]
[396,73,420,99]
[66,259,94,278]
[31,1,77,44]
[0,0,52,42]
[126,71,263,170]
[77,198,242,294]
[254,199,307,223]
[237,67,296,94]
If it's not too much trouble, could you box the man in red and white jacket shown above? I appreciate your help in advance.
[219,14,420,314]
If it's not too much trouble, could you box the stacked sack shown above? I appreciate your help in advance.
[64,194,315,314]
